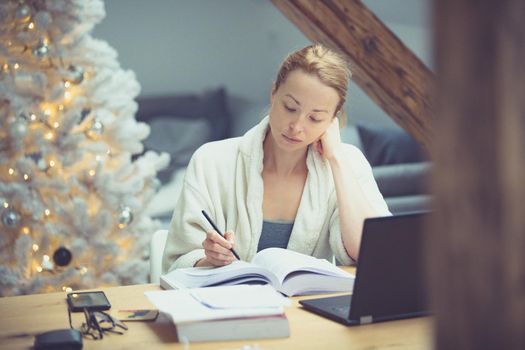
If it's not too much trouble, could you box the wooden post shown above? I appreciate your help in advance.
[271,0,434,150]
[429,0,525,348]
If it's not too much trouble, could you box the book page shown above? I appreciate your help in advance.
[161,260,280,289]
[251,248,353,286]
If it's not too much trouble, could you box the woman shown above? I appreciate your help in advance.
[162,44,390,272]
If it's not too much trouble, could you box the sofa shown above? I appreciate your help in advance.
[342,123,432,214]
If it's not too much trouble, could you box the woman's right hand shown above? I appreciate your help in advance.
[195,230,236,267]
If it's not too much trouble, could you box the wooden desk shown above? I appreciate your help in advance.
[0,268,433,350]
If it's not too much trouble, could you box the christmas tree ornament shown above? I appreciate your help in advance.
[85,119,104,139]
[66,65,84,85]
[117,206,133,228]
[41,255,54,270]
[53,247,72,267]
[2,208,21,229]
[9,118,28,138]
[32,41,49,58]
[15,4,32,22]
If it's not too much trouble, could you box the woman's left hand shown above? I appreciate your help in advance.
[314,117,342,161]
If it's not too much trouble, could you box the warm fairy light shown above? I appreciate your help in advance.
[64,81,71,88]
[2,63,8,71]
[43,255,50,261]
[43,108,52,117]
[21,226,30,235]
[95,155,102,162]
[44,131,55,140]
[32,244,39,252]
[64,91,72,100]
[58,105,64,111]
[8,168,15,175]
[23,174,29,181]
[49,160,56,167]
[62,286,73,292]
[3,202,8,208]
[28,22,35,29]
[106,149,111,155]
[79,267,88,275]
[53,122,60,129]
[88,169,96,177]
[36,266,43,273]
[30,113,37,121]
[13,63,20,70]
[44,209,51,216]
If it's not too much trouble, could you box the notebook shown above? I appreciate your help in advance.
[161,247,354,296]
[299,212,429,326]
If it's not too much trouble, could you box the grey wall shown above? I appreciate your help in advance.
[93,0,430,136]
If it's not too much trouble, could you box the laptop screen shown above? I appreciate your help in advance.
[349,212,428,322]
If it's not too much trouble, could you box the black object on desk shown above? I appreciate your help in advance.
[34,329,83,350]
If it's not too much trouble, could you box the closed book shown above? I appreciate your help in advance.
[161,247,354,296]
[145,285,290,343]
[174,314,289,342]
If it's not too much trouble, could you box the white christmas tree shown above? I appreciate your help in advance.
[0,0,169,296]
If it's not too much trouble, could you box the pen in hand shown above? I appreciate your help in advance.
[201,210,241,261]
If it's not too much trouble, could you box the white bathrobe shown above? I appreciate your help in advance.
[162,117,390,272]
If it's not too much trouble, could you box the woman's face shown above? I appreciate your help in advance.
[268,70,340,153]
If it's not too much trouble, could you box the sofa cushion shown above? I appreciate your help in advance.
[357,123,427,166]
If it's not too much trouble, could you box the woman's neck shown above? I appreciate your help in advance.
[263,129,308,176]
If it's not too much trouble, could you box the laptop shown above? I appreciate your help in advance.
[299,212,429,326]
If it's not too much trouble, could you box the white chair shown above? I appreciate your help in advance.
[149,229,168,283]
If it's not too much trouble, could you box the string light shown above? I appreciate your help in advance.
[44,131,55,140]
[43,108,52,118]
[36,266,43,273]
[64,81,71,88]
[13,63,20,70]
[27,22,34,29]
[44,209,51,216]
[58,105,64,111]
[30,113,37,121]
[23,174,30,181]
[88,169,96,177]
[32,244,39,252]
[95,155,102,162]
[53,122,60,129]
[8,168,15,175]
[62,286,73,292]
[21,226,30,235]
[79,267,88,275]
[64,91,71,100]
[3,202,8,208]
[48,160,55,167]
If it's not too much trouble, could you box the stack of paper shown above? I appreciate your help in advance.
[145,284,291,342]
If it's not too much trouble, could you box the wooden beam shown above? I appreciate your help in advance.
[429,0,525,348]
[271,0,434,150]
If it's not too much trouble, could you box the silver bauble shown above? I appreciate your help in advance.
[85,119,104,139]
[15,4,31,22]
[67,65,84,85]
[118,207,133,228]
[2,208,21,229]
[10,119,28,138]
[32,42,49,58]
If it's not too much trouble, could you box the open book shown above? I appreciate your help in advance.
[160,248,355,296]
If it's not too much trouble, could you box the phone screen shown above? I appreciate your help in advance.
[67,291,111,311]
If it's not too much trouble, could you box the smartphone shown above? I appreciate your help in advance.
[66,291,111,312]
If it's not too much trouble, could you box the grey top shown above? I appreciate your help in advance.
[257,219,294,252]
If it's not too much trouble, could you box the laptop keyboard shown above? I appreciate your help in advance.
[330,305,350,317]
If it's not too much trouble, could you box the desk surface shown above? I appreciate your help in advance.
[0,268,433,350]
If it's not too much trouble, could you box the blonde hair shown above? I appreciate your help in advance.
[274,44,352,125]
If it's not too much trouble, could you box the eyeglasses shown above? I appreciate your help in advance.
[68,306,128,340]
